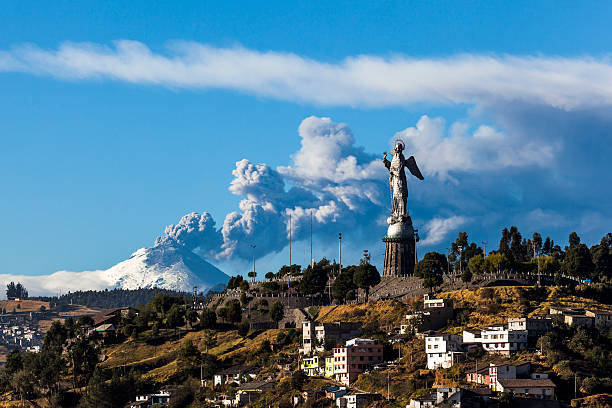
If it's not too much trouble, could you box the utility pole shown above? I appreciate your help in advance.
[482,241,487,257]
[533,241,541,286]
[459,245,464,277]
[414,229,419,266]
[446,248,451,277]
[310,210,313,267]
[339,233,342,273]
[289,214,292,267]
[251,245,256,282]
[574,373,577,398]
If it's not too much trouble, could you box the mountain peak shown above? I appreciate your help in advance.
[104,244,229,292]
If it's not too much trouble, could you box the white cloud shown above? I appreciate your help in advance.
[420,216,470,246]
[0,270,112,297]
[395,116,557,180]
[3,41,612,110]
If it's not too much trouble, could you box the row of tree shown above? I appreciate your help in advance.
[415,229,612,292]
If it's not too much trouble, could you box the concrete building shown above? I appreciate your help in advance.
[425,334,464,369]
[408,388,492,408]
[463,325,527,356]
[552,307,612,329]
[507,317,552,337]
[489,362,530,391]
[234,381,275,406]
[333,338,383,385]
[301,321,361,354]
[300,356,323,376]
[401,295,454,334]
[213,365,258,387]
[585,310,612,328]
[325,356,335,378]
[564,314,594,328]
[336,392,382,408]
[128,389,173,408]
[495,378,556,400]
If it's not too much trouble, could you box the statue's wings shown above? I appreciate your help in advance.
[405,156,424,180]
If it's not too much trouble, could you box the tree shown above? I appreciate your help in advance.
[248,271,257,282]
[217,307,228,323]
[199,353,220,380]
[239,280,250,292]
[43,321,67,354]
[540,256,561,276]
[240,293,248,306]
[562,243,594,279]
[543,236,553,256]
[202,330,217,353]
[185,309,198,328]
[5,350,23,375]
[166,304,185,329]
[461,268,472,284]
[265,272,275,281]
[11,369,34,404]
[299,259,329,295]
[277,264,301,277]
[590,233,612,281]
[226,275,244,290]
[150,293,182,314]
[177,339,201,377]
[332,267,356,303]
[6,282,28,300]
[270,301,284,324]
[449,232,483,273]
[237,321,250,337]
[199,308,217,329]
[353,262,380,302]
[509,226,526,263]
[78,315,95,328]
[151,322,160,338]
[532,232,543,256]
[498,226,527,267]
[569,231,581,249]
[69,337,99,388]
[468,254,485,275]
[259,339,271,353]
[415,252,446,293]
[486,252,510,274]
[226,299,242,323]
[291,370,307,391]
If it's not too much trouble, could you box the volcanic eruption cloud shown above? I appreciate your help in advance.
[156,116,390,264]
[154,113,564,265]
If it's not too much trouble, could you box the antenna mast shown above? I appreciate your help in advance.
[310,210,313,267]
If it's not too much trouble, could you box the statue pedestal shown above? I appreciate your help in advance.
[382,217,416,277]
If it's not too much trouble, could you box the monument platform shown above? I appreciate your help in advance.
[382,216,417,277]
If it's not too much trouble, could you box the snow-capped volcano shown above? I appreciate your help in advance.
[104,244,229,292]
[0,243,229,296]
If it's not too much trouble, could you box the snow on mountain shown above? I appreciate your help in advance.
[0,244,229,296]
[104,244,229,292]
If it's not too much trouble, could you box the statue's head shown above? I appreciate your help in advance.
[393,139,405,154]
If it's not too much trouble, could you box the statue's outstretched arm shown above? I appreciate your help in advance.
[382,152,391,169]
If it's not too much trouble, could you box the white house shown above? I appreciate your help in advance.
[425,334,464,369]
[336,392,381,408]
[463,325,527,356]
[496,378,556,399]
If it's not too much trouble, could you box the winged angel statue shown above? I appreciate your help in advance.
[383,139,424,225]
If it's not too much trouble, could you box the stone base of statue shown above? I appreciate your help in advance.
[382,215,416,277]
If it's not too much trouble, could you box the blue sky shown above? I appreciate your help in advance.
[1,1,611,278]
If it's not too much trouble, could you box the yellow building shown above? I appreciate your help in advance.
[301,356,322,376]
[325,356,334,378]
